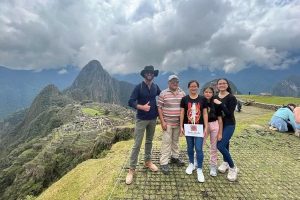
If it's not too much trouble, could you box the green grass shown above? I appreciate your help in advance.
[237,95,300,105]
[36,140,134,200]
[37,106,299,200]
[81,107,101,116]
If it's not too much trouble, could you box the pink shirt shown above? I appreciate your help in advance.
[158,88,185,126]
[294,107,300,124]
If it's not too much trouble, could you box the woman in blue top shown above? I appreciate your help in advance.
[269,104,296,132]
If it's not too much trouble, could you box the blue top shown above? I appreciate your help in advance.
[128,81,161,120]
[273,107,296,130]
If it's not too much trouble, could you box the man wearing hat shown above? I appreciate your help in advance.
[126,65,161,185]
[158,75,186,175]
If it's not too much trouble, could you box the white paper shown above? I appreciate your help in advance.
[184,124,204,137]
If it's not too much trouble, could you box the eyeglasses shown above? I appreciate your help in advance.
[170,80,179,84]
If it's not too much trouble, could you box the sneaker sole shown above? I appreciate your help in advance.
[227,177,237,182]
[186,171,193,175]
[218,168,228,173]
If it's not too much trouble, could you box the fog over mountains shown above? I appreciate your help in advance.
[114,65,300,95]
[1,61,300,119]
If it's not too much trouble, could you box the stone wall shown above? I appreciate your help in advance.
[239,100,281,111]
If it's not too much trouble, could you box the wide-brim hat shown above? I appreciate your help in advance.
[140,65,159,78]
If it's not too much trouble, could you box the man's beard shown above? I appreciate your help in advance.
[145,76,154,81]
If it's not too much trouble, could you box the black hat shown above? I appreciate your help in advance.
[140,65,159,78]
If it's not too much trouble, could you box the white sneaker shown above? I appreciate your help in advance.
[185,163,195,175]
[218,162,229,173]
[210,165,217,177]
[295,130,300,137]
[227,166,238,181]
[197,168,205,183]
[269,126,278,131]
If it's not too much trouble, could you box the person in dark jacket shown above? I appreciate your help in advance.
[213,78,238,182]
[125,65,161,185]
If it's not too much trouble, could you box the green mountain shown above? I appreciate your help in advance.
[201,79,240,94]
[0,60,135,200]
[65,60,134,106]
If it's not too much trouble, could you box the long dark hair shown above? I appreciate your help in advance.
[217,78,232,94]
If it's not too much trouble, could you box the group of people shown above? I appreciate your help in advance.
[125,65,238,185]
[269,103,300,137]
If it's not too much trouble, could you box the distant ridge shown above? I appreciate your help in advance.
[272,75,300,97]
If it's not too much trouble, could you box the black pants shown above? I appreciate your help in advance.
[287,122,294,132]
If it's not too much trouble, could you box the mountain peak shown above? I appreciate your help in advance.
[38,84,61,96]
[83,60,104,72]
[65,60,134,105]
[26,84,71,123]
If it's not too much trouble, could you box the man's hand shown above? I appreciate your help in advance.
[141,101,151,112]
[161,121,167,131]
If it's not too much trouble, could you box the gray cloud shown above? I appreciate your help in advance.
[0,0,299,73]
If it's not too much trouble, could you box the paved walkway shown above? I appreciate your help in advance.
[110,127,300,199]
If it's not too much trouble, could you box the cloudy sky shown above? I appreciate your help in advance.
[0,0,299,74]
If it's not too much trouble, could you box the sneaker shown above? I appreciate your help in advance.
[295,130,300,137]
[145,161,158,172]
[170,157,185,167]
[218,162,229,173]
[185,163,195,175]
[227,166,238,181]
[210,165,217,177]
[161,164,170,175]
[125,169,135,185]
[269,126,278,131]
[197,168,205,183]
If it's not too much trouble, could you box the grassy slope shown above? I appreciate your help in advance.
[36,97,297,200]
[36,139,134,200]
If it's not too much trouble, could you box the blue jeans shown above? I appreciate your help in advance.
[185,136,203,169]
[217,125,235,168]
[269,116,289,132]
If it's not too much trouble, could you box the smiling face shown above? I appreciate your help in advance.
[188,81,199,95]
[168,78,179,91]
[217,79,229,92]
[144,71,154,81]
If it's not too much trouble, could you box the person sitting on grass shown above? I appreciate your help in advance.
[269,103,296,133]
